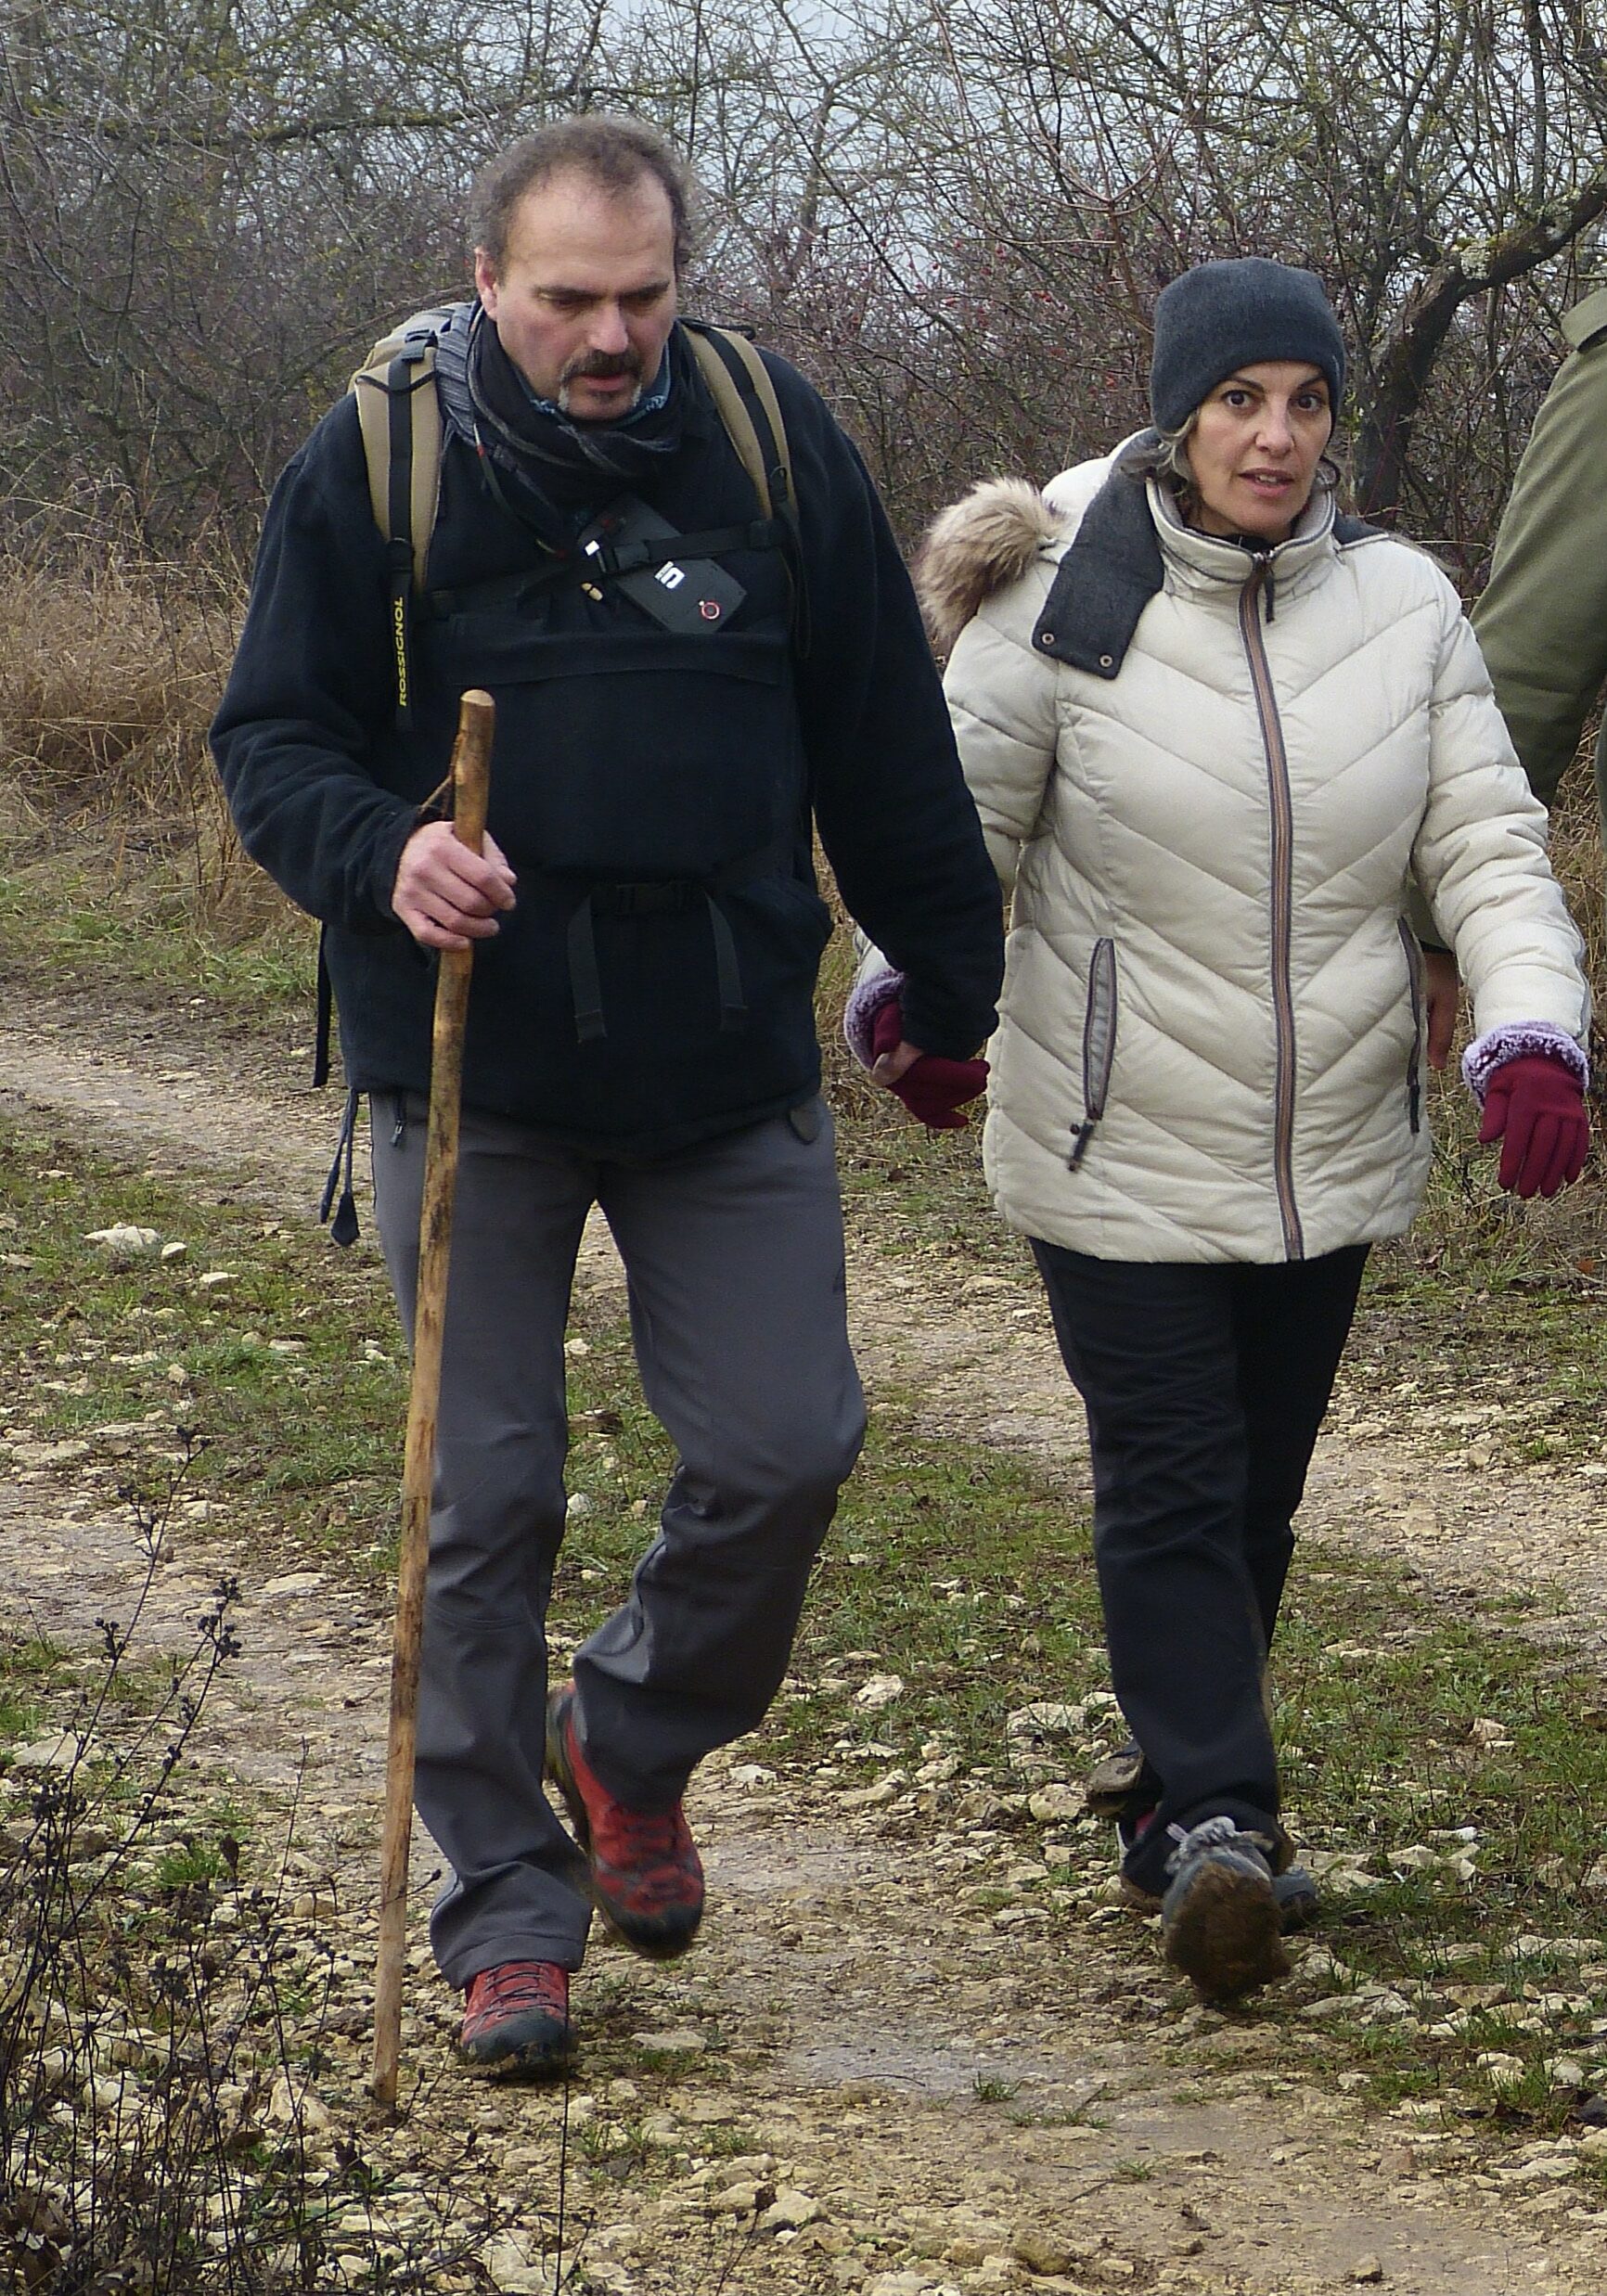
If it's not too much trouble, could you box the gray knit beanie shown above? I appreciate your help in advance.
[1150,258,1345,431]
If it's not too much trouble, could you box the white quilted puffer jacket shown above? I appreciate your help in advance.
[922,450,1590,1263]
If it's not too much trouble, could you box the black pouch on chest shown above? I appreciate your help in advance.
[577,494,748,633]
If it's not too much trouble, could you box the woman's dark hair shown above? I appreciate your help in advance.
[471,117,695,274]
[1119,415,1202,491]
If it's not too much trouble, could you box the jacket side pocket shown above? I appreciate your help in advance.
[1069,938,1118,1169]
[1397,917,1423,1135]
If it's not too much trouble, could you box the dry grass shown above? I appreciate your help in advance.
[0,537,307,951]
[0,549,238,815]
[1551,769,1606,1000]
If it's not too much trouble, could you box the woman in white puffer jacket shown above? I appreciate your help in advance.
[915,259,1590,2002]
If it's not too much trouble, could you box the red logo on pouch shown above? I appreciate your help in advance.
[700,598,722,621]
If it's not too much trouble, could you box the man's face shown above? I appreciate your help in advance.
[475,169,679,422]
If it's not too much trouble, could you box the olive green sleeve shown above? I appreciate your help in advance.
[1472,289,1607,812]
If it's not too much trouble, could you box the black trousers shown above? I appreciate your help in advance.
[1031,1240,1369,1897]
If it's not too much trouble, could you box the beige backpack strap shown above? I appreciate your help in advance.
[349,331,444,724]
[685,324,793,521]
[352,338,443,595]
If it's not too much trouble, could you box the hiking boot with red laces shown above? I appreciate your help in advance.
[458,1959,575,2078]
[545,1686,704,1961]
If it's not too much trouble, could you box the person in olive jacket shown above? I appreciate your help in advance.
[212,115,1001,2080]
[1473,285,1607,840]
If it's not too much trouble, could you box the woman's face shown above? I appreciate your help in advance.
[1183,362,1333,545]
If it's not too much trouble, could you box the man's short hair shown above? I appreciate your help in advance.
[470,117,695,276]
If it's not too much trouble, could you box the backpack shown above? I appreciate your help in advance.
[349,306,798,721]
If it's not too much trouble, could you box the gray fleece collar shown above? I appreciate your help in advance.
[1032,446,1376,680]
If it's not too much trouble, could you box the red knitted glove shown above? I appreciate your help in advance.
[1478,1054,1589,1199]
[871,1000,988,1132]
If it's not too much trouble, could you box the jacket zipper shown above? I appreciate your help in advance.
[1068,937,1118,1168]
[1239,560,1305,1260]
[1397,918,1423,1134]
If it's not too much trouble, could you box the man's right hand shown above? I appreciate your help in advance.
[392,819,518,951]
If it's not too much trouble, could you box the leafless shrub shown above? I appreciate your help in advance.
[0,1456,498,2294]
[684,0,1607,552]
[4,0,1605,567]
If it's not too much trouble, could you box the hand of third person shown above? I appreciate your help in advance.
[870,1000,988,1132]
[392,819,517,951]
[1479,1052,1589,1199]
[1421,946,1459,1071]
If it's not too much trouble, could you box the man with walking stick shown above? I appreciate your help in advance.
[212,115,1003,2081]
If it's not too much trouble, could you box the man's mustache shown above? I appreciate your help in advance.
[562,351,644,383]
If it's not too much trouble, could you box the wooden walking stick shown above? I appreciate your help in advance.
[371,687,495,2110]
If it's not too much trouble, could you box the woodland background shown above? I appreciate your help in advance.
[3,0,1606,924]
[6,0,1607,580]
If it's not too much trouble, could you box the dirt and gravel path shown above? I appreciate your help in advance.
[6,986,1607,2293]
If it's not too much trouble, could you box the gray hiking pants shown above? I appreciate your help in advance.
[370,1093,865,1987]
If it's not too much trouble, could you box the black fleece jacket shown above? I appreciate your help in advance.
[211,326,1002,1155]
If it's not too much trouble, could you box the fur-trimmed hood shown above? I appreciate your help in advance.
[915,477,1069,655]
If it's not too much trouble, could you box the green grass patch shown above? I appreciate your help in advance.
[0,1634,86,1751]
[0,837,317,1020]
[10,1011,1607,2136]
[549,1274,1607,2131]
[152,1832,232,1892]
[0,1110,405,1558]
[0,1690,40,1746]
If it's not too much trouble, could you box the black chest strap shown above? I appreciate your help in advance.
[423,518,785,622]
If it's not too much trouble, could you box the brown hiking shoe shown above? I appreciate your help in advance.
[458,1960,575,2078]
[1086,1737,1150,1819]
[1160,1818,1290,2001]
[545,1687,704,1961]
